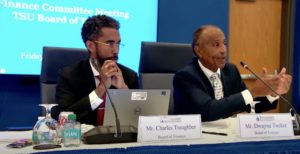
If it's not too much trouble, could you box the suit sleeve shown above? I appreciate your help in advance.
[254,97,278,113]
[56,69,93,122]
[173,70,247,121]
[129,73,140,89]
[126,72,140,89]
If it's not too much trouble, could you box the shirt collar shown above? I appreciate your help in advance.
[198,59,221,79]
[89,58,100,77]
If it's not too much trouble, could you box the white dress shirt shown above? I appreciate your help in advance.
[88,58,104,110]
[198,60,278,106]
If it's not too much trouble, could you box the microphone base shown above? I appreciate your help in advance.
[294,129,300,136]
[292,112,300,136]
[81,125,138,144]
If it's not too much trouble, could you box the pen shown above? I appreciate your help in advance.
[202,131,228,136]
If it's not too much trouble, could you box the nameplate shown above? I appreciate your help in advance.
[137,115,202,143]
[237,113,294,138]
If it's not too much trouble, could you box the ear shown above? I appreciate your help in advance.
[194,45,203,58]
[86,40,96,54]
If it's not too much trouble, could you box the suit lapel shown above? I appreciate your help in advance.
[81,59,96,92]
[220,67,230,97]
[192,58,213,96]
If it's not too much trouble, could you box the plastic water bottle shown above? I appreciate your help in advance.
[32,116,45,145]
[63,114,81,147]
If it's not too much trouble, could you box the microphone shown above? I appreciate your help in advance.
[92,58,121,138]
[240,61,300,135]
[81,58,137,144]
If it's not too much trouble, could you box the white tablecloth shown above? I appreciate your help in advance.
[0,118,299,154]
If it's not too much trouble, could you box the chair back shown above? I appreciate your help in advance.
[40,46,89,120]
[139,42,194,114]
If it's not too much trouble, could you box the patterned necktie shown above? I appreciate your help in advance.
[210,73,223,100]
[96,75,106,126]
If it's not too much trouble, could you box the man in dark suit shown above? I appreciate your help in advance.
[56,15,139,126]
[173,25,292,121]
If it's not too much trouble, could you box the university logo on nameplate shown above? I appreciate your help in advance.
[137,115,202,143]
[237,113,294,138]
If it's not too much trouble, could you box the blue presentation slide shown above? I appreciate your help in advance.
[0,0,158,75]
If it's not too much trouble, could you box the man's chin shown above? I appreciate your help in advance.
[218,63,226,68]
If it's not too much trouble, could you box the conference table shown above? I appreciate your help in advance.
[1,118,300,154]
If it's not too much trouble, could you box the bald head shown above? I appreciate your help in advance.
[192,25,227,72]
[192,25,222,49]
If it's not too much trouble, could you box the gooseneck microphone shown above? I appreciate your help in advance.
[92,58,122,138]
[240,61,300,133]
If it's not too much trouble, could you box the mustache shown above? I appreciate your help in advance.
[99,56,118,66]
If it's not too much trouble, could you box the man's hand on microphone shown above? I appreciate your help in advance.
[104,60,128,89]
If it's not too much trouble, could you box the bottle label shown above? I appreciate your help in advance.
[39,132,50,141]
[32,133,38,140]
[63,129,81,139]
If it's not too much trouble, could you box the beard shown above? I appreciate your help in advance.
[97,55,119,66]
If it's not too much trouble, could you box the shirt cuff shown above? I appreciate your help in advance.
[241,90,254,105]
[266,94,279,104]
[89,90,103,111]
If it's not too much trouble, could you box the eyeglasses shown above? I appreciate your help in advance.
[94,41,125,49]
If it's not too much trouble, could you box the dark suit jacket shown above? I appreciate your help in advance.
[56,59,139,126]
[173,57,278,121]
